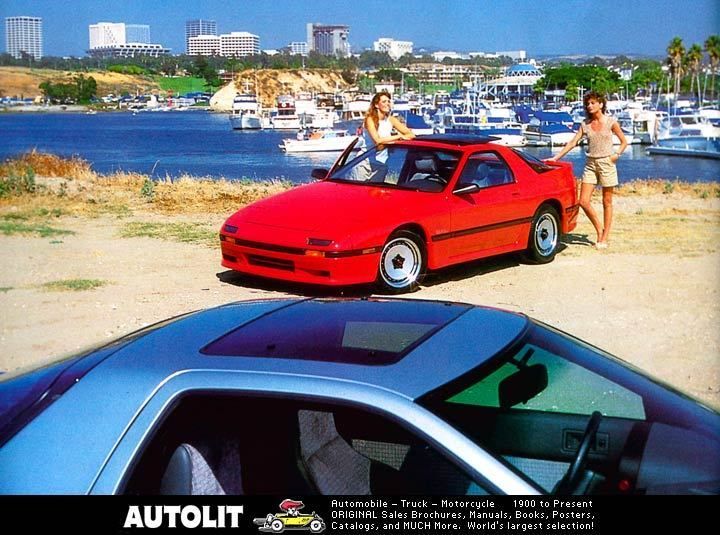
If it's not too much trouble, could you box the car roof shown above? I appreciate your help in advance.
[94,297,529,400]
[398,134,502,149]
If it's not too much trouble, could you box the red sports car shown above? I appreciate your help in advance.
[220,135,578,293]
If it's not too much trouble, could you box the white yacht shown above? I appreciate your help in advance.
[229,93,262,130]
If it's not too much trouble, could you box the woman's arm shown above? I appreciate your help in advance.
[546,128,583,161]
[610,121,628,162]
[390,116,416,140]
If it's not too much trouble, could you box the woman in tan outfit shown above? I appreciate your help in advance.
[548,91,628,248]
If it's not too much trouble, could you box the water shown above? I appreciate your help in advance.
[1,111,718,183]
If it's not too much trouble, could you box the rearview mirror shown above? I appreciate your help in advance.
[311,168,329,180]
[498,364,548,408]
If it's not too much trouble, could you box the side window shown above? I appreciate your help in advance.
[123,395,492,496]
[447,344,646,420]
[458,152,514,189]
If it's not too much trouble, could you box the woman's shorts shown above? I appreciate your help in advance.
[582,156,618,187]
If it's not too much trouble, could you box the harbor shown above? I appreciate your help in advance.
[1,110,718,183]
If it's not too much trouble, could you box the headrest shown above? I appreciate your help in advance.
[415,155,437,173]
[475,163,489,178]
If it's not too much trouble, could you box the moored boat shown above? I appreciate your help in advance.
[229,92,262,130]
[280,129,365,153]
[647,135,720,159]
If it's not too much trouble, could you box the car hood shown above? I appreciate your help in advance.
[228,181,434,233]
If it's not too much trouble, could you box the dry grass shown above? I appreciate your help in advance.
[1,152,718,256]
[0,151,293,217]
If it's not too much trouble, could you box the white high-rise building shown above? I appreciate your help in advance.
[185,19,217,53]
[89,22,126,49]
[5,16,43,60]
[289,42,308,56]
[188,32,259,57]
[373,38,413,61]
[220,32,259,57]
[88,22,167,58]
[188,35,221,56]
[125,24,150,44]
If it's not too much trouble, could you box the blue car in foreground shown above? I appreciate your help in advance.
[1,298,718,495]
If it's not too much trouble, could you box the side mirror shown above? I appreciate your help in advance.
[453,183,480,195]
[310,168,329,180]
[498,364,548,408]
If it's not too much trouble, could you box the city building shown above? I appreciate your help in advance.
[496,50,527,62]
[289,41,308,56]
[88,21,168,58]
[405,62,486,86]
[87,43,170,58]
[220,32,259,57]
[188,35,221,56]
[89,22,125,49]
[432,51,467,62]
[306,23,350,57]
[373,38,413,60]
[125,24,150,44]
[479,63,542,99]
[185,19,217,53]
[188,32,259,57]
[5,16,43,60]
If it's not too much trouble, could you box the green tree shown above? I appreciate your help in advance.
[666,37,685,100]
[74,74,97,103]
[684,44,703,104]
[704,35,720,103]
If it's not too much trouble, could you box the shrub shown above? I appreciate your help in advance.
[0,165,36,197]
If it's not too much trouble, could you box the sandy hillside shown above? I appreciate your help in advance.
[0,66,160,99]
[211,69,352,110]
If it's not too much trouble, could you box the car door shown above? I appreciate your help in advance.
[445,151,525,261]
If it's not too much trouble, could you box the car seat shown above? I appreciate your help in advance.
[297,410,409,494]
[409,153,441,182]
[298,410,372,494]
[159,441,243,495]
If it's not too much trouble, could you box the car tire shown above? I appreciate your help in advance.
[525,205,560,264]
[309,519,324,533]
[377,230,426,294]
[270,518,285,532]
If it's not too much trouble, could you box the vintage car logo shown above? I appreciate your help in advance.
[253,499,326,533]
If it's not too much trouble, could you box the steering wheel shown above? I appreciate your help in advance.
[555,411,602,495]
[426,174,446,184]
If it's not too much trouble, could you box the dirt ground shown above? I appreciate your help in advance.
[1,194,719,409]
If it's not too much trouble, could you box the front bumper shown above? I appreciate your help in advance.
[220,233,381,286]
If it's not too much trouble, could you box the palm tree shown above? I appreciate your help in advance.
[666,37,685,107]
[685,44,703,106]
[704,35,720,104]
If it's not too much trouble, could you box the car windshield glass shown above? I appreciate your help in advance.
[419,320,720,494]
[202,298,471,364]
[328,145,461,192]
[511,149,555,173]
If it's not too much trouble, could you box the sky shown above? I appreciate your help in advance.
[1,0,718,58]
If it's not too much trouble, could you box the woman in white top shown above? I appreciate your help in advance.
[363,91,415,163]
[548,91,627,249]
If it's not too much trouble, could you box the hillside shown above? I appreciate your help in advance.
[0,66,160,99]
[210,68,352,111]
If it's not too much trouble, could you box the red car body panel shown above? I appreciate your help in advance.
[220,138,578,287]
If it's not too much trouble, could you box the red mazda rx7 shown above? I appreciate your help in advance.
[220,135,578,293]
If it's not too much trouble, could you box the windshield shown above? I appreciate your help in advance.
[329,145,461,192]
[511,148,556,173]
[419,320,720,494]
